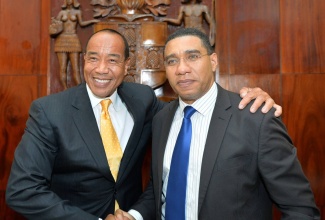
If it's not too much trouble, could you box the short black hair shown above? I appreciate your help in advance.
[182,0,202,3]
[165,28,213,54]
[85,29,130,60]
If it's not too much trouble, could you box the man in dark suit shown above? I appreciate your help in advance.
[6,29,282,220]
[112,28,320,220]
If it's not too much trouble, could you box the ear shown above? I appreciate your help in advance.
[210,53,218,72]
[124,57,131,75]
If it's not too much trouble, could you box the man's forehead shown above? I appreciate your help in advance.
[167,35,200,46]
[87,39,124,55]
[88,32,123,47]
[165,36,202,53]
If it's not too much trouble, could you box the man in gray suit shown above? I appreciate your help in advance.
[111,28,320,220]
[6,29,282,220]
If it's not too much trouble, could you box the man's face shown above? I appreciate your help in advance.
[84,32,129,98]
[164,36,218,104]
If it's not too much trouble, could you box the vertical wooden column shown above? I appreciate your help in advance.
[0,0,50,219]
[280,0,325,218]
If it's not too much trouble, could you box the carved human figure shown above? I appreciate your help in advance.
[49,0,99,89]
[161,0,216,46]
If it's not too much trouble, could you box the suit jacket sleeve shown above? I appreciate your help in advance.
[258,112,320,219]
[130,174,156,220]
[6,99,98,220]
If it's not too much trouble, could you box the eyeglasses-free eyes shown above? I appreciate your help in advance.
[164,53,210,67]
[84,53,125,67]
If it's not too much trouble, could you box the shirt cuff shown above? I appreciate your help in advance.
[128,209,144,220]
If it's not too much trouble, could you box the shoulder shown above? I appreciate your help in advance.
[217,84,243,108]
[33,84,83,108]
[120,81,150,89]
[154,99,177,119]
[217,84,271,121]
[118,82,155,97]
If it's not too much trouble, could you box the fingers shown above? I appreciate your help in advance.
[239,87,268,111]
[238,87,283,117]
[260,97,275,114]
[273,103,282,117]
[239,87,284,117]
[239,87,250,98]
[115,209,134,220]
[105,214,118,220]
[105,210,132,220]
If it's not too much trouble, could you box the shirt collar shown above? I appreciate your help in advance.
[178,82,218,116]
[86,84,121,111]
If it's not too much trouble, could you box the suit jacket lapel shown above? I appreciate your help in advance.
[198,85,232,212]
[116,87,145,182]
[71,84,114,180]
[156,101,179,210]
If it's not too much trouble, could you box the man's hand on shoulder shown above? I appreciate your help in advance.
[239,87,282,117]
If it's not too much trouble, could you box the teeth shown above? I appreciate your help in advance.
[95,78,110,83]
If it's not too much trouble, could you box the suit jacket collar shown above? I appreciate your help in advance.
[198,84,232,212]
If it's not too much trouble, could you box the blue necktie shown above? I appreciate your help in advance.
[166,106,196,220]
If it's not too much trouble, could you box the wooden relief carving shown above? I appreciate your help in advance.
[93,0,169,91]
[91,0,171,18]
[162,0,216,46]
[49,0,217,97]
[146,47,160,69]
[49,0,99,90]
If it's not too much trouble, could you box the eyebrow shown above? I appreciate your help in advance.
[165,49,202,59]
[85,51,122,59]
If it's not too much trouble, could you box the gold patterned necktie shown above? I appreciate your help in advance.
[100,99,122,210]
[100,99,123,180]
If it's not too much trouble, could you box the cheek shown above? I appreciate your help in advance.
[83,65,93,75]
[115,70,127,81]
[165,70,175,82]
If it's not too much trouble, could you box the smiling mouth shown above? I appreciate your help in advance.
[95,78,111,83]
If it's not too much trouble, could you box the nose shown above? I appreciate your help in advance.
[96,59,110,74]
[176,57,191,75]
